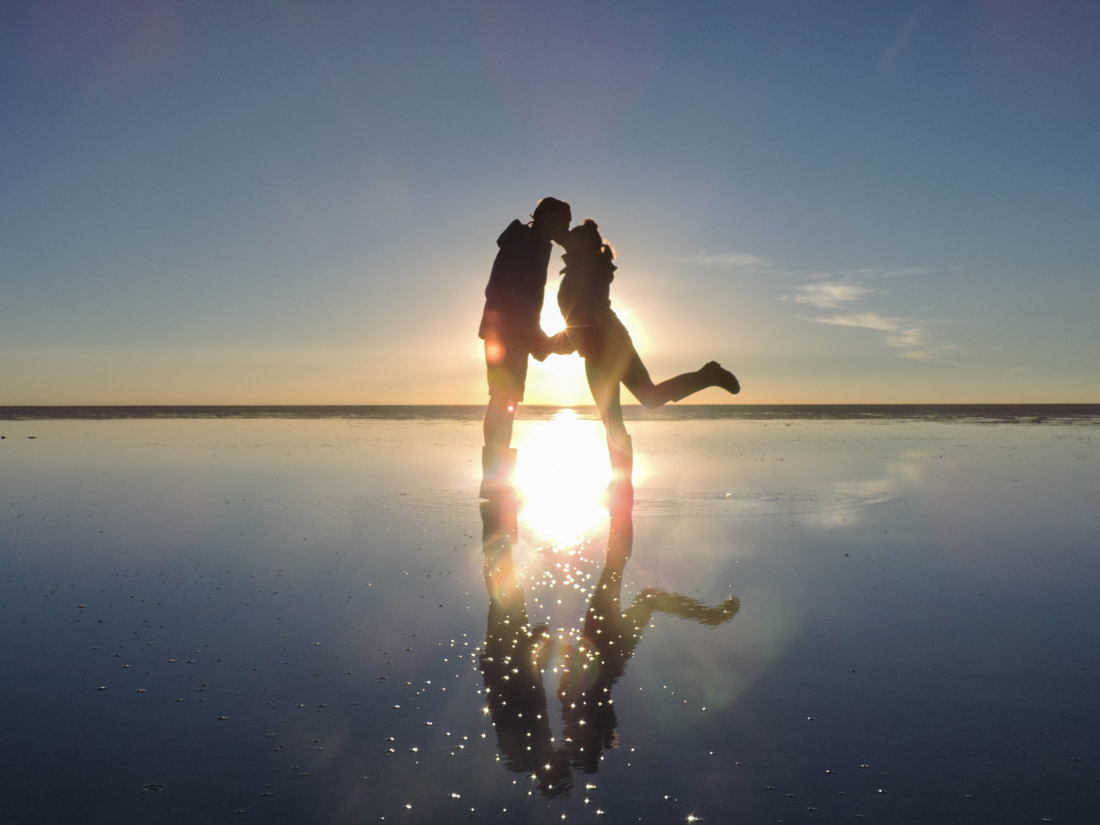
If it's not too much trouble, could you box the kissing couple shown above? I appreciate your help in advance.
[478,196,740,501]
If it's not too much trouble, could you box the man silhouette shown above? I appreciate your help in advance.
[478,197,572,498]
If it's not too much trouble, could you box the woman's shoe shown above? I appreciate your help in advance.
[702,361,740,395]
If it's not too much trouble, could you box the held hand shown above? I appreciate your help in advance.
[530,331,551,362]
[547,330,576,356]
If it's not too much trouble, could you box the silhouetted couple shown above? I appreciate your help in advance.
[479,197,740,499]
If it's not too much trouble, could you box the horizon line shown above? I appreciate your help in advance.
[2,402,1098,409]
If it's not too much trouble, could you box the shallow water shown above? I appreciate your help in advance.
[2,417,1098,823]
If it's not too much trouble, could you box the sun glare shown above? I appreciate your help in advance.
[540,292,649,351]
[531,296,651,407]
[513,410,609,547]
[539,300,565,336]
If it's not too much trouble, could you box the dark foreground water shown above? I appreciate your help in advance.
[2,412,1098,823]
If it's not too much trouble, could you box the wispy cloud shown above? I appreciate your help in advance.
[791,282,869,308]
[686,251,933,282]
[812,312,956,359]
[825,266,936,280]
[684,251,768,269]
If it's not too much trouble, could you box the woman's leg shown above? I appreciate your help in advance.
[586,356,629,447]
[625,357,740,408]
[598,313,740,409]
[586,357,633,497]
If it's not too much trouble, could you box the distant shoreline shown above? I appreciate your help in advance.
[2,404,1098,423]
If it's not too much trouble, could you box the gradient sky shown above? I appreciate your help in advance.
[3,0,1098,405]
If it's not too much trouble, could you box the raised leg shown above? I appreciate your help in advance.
[628,361,740,408]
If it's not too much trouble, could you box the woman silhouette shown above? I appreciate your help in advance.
[556,219,740,497]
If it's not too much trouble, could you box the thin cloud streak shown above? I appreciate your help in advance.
[825,266,937,280]
[812,312,957,359]
[687,251,934,282]
[878,8,927,72]
[685,251,768,269]
[791,282,869,308]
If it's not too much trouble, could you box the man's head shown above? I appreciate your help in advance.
[531,197,572,244]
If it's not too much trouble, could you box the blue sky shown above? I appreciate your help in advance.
[3,0,1098,404]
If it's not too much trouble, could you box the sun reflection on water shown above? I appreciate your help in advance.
[513,410,609,547]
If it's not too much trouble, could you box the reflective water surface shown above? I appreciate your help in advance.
[2,416,1098,823]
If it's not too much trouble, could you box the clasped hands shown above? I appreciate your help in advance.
[531,330,576,362]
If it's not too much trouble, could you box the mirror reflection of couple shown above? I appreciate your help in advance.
[479,494,740,797]
[479,196,741,501]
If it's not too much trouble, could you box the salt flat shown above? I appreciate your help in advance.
[2,415,1097,823]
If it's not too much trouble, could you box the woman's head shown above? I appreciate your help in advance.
[565,219,616,264]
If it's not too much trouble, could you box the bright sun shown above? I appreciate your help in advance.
[513,409,610,547]
[539,299,566,337]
